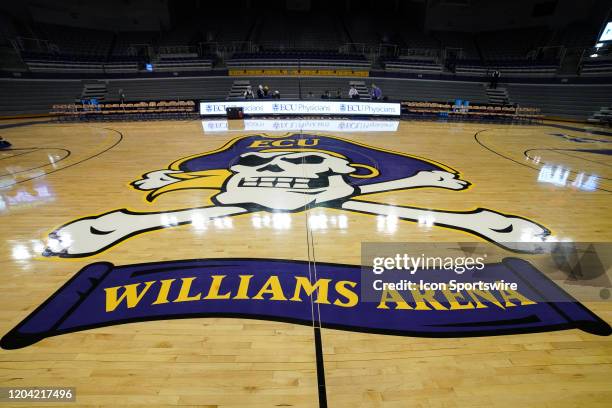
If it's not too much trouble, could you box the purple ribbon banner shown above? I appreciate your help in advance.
[2,257,610,349]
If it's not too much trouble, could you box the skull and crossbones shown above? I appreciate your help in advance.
[44,149,550,257]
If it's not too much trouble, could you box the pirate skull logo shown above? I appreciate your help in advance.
[44,133,551,257]
[216,151,357,210]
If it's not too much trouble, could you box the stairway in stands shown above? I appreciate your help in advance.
[227,80,251,100]
[486,87,510,105]
[349,81,372,100]
[588,106,612,125]
[79,81,107,102]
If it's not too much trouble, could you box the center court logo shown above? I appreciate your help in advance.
[44,133,551,257]
[4,132,609,349]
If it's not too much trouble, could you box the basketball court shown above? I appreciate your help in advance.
[0,117,610,406]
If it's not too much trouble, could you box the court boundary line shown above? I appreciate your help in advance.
[473,129,611,193]
[5,127,123,187]
[0,148,71,177]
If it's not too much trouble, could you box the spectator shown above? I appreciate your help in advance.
[118,89,126,104]
[243,85,254,99]
[335,89,342,99]
[257,85,264,99]
[263,85,269,98]
[321,90,331,99]
[348,85,359,99]
[273,90,281,99]
[490,70,500,89]
[370,84,382,100]
[307,91,315,99]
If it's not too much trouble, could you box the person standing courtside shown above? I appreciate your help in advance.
[490,70,500,89]
[370,84,382,100]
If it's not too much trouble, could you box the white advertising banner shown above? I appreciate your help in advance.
[199,100,401,116]
[201,119,400,133]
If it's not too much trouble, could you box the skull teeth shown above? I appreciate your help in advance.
[240,177,317,189]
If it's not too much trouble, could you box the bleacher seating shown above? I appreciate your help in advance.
[227,51,370,70]
[400,30,439,50]
[478,27,551,61]
[36,23,113,57]
[433,31,479,59]
[51,100,197,121]
[507,84,612,121]
[105,78,235,102]
[2,76,611,122]
[382,57,442,73]
[21,51,106,73]
[588,106,612,126]
[153,55,214,72]
[111,31,156,58]
[581,59,612,76]
[455,59,559,77]
[402,101,542,123]
[0,79,83,115]
[256,14,346,51]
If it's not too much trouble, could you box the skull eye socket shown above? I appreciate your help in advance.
[282,155,325,164]
[235,154,274,167]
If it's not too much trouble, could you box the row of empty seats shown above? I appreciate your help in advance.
[1,77,610,122]
[507,84,612,121]
[227,51,370,70]
[402,101,542,123]
[51,100,197,121]
[581,59,612,76]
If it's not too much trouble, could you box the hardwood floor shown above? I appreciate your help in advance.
[0,118,610,407]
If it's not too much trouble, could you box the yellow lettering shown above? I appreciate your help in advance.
[465,289,505,309]
[174,277,202,302]
[152,279,175,305]
[441,289,475,310]
[498,285,537,307]
[271,139,295,147]
[333,280,358,307]
[253,276,287,301]
[233,275,253,299]
[249,140,271,148]
[104,281,155,312]
[204,275,232,299]
[377,289,412,310]
[410,289,448,311]
[291,277,331,304]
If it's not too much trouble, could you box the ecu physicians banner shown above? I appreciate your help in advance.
[1,258,610,349]
[199,100,401,116]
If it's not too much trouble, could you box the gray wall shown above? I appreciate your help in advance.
[1,76,611,120]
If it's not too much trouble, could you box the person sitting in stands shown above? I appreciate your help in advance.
[307,91,315,99]
[371,84,382,100]
[273,90,281,99]
[321,90,331,99]
[335,89,342,99]
[257,85,264,99]
[263,85,269,98]
[349,85,359,99]
[244,85,254,99]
